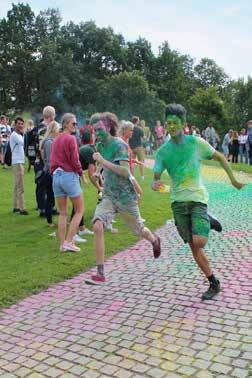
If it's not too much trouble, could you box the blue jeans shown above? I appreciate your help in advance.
[53,169,82,198]
[239,145,248,164]
[248,143,252,165]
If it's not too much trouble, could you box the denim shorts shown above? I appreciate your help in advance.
[52,169,82,198]
[171,201,210,243]
[0,142,7,155]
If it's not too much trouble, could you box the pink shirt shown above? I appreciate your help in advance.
[50,133,83,176]
[155,126,164,139]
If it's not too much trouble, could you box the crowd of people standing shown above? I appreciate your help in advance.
[0,104,248,299]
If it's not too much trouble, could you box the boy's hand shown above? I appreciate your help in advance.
[93,152,105,165]
[152,180,164,191]
[231,180,245,190]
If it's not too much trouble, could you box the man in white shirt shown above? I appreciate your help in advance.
[10,117,28,215]
[238,128,248,164]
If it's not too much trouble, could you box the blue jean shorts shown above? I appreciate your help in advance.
[52,169,82,198]
[0,142,7,155]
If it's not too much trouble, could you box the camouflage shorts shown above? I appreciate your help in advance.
[171,201,210,243]
[93,196,145,236]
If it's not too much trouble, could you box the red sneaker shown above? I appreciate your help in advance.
[85,275,106,285]
[152,235,161,258]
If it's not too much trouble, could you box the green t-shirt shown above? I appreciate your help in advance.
[153,135,215,204]
[97,137,138,204]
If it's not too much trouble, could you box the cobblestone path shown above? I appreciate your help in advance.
[0,165,251,377]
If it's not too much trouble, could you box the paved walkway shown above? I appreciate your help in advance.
[0,165,251,378]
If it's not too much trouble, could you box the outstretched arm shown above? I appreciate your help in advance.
[212,151,245,189]
[93,152,129,179]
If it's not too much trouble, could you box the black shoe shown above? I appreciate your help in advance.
[208,214,222,232]
[19,210,29,215]
[13,208,20,213]
[202,280,221,300]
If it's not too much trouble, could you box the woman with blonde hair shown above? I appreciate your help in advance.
[50,113,84,252]
[40,121,61,227]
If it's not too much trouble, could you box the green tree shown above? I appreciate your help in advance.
[189,86,226,132]
[125,37,154,75]
[0,3,37,110]
[194,58,229,91]
[96,72,166,125]
[222,77,252,129]
[148,42,196,106]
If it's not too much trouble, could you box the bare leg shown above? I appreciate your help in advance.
[66,194,84,243]
[139,162,144,178]
[93,220,105,265]
[56,196,68,246]
[141,227,156,243]
[189,235,212,277]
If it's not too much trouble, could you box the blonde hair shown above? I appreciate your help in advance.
[90,113,102,125]
[120,120,134,136]
[43,105,56,119]
[43,121,60,140]
[27,119,34,128]
[61,113,75,128]
[233,131,239,139]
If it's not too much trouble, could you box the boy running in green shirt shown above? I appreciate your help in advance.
[152,104,244,300]
[85,112,161,285]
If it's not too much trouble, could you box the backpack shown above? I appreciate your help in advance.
[25,128,38,159]
[81,126,91,144]
[4,141,17,166]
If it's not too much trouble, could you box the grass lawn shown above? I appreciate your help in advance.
[0,165,171,309]
[203,159,252,174]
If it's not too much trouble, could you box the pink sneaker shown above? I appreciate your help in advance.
[85,275,106,285]
[60,241,80,253]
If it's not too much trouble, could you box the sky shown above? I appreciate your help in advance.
[1,0,251,80]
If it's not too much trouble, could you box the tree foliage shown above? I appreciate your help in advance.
[189,87,226,132]
[0,3,251,131]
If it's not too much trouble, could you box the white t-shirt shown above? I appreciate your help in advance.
[238,135,248,144]
[10,131,25,164]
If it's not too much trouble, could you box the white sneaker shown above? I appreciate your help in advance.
[111,227,118,233]
[73,234,87,243]
[60,242,81,253]
[79,228,94,235]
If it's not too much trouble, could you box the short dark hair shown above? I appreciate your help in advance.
[131,116,139,125]
[0,115,7,122]
[165,104,186,122]
[15,117,24,124]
